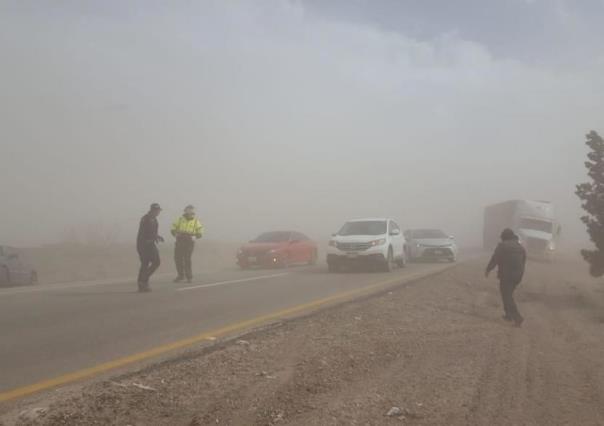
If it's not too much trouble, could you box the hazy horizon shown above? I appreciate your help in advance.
[2,0,603,248]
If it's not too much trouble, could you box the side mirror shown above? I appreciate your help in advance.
[390,229,401,236]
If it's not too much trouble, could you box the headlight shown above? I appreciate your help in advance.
[328,240,337,247]
[369,238,387,247]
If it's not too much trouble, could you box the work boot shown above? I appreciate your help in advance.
[173,277,184,283]
[502,315,513,322]
[186,277,193,284]
[513,316,524,327]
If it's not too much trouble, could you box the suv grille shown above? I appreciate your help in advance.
[337,242,372,251]
[526,238,547,252]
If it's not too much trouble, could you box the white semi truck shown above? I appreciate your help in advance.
[483,200,561,259]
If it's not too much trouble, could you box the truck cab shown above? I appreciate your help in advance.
[484,200,560,260]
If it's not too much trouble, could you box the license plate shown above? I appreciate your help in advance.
[347,252,359,258]
[248,256,257,263]
[433,250,443,255]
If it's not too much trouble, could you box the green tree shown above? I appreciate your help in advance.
[576,130,604,277]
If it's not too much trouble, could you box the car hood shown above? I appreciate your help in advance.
[413,238,454,247]
[518,229,552,241]
[332,234,386,243]
[240,242,286,254]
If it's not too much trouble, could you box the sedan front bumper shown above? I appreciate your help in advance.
[326,253,387,266]
[413,246,455,260]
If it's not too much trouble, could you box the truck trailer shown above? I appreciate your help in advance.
[483,200,560,259]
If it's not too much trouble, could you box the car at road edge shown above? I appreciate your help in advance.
[327,218,407,272]
[237,231,318,269]
[404,228,458,262]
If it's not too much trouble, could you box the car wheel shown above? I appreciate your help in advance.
[396,250,407,268]
[1,266,9,285]
[382,247,394,272]
[279,255,290,269]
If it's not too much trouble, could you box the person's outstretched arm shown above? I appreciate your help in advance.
[485,244,501,277]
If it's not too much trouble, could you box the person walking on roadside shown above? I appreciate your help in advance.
[171,205,204,283]
[485,228,527,326]
[137,203,164,292]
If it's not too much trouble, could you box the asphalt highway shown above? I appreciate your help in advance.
[0,261,451,396]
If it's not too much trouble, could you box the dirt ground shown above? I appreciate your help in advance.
[5,256,604,426]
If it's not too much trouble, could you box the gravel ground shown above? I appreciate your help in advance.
[4,257,604,426]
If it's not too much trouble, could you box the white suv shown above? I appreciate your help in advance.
[327,218,407,272]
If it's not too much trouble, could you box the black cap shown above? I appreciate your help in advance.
[501,228,516,241]
[150,203,162,211]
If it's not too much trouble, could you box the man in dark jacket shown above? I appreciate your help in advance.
[485,228,527,326]
[137,203,164,292]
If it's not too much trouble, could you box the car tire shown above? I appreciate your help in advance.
[279,255,290,269]
[308,250,318,266]
[396,250,407,268]
[382,247,394,272]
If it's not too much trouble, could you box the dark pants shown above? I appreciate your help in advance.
[137,243,160,287]
[174,237,195,280]
[499,279,522,321]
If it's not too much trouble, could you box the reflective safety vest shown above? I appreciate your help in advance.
[172,216,204,236]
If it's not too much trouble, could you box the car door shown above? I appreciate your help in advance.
[289,232,306,263]
[389,221,404,259]
[403,230,416,258]
[298,233,314,262]
[284,232,299,263]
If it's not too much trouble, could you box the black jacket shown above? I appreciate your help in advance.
[486,238,527,283]
[137,213,159,248]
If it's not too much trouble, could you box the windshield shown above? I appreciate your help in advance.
[520,218,553,233]
[252,231,291,243]
[410,229,448,239]
[338,221,387,236]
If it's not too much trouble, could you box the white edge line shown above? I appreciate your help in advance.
[177,272,290,291]
[0,273,176,297]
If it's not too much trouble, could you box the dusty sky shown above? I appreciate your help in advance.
[1,0,603,247]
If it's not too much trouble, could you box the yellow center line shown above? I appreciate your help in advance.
[0,268,445,403]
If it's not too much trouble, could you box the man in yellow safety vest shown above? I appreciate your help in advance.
[171,205,204,283]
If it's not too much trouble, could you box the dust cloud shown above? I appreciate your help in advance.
[1,1,603,249]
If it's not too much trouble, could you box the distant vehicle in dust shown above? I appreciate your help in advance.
[327,218,407,272]
[0,246,38,286]
[237,231,318,269]
[483,200,561,260]
[404,229,458,262]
